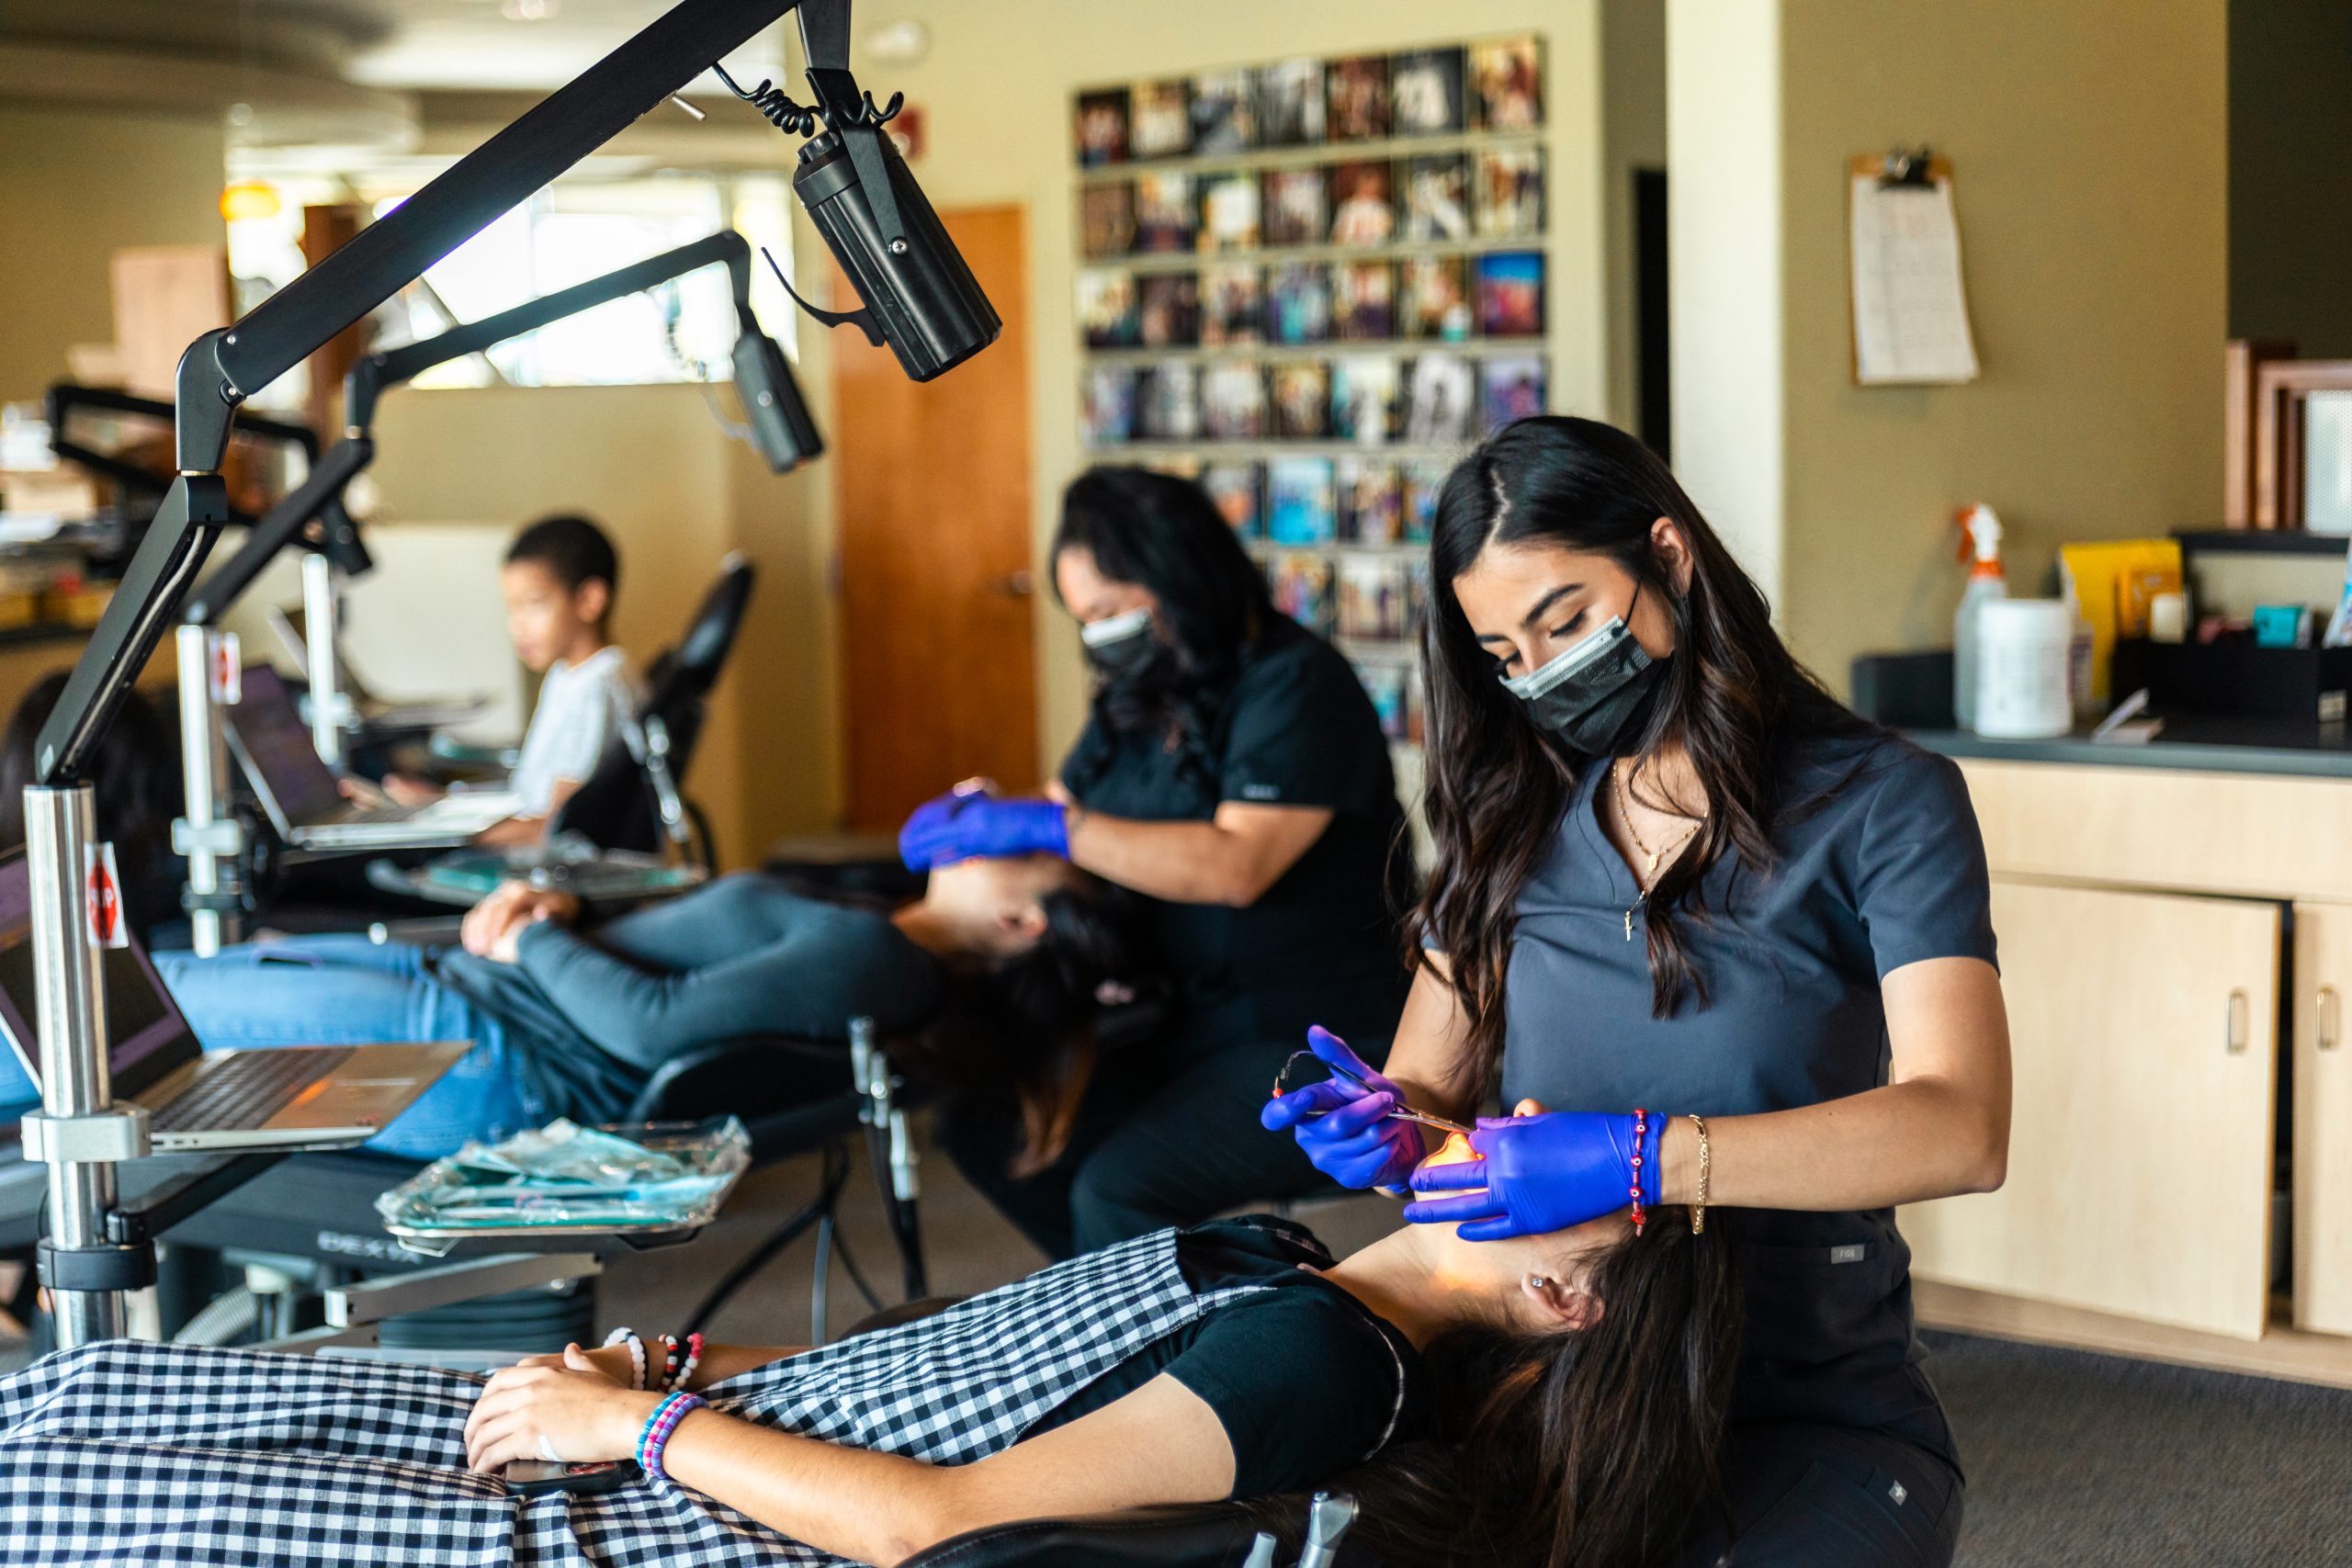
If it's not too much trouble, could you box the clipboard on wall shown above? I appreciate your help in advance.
[1847,150,1980,386]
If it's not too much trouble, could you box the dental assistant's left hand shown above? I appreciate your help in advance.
[898,791,1069,870]
[1402,1103,1663,1241]
[464,1344,662,1472]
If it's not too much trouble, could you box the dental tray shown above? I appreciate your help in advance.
[375,1117,751,1258]
[368,845,709,908]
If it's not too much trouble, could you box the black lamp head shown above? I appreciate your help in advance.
[730,330,823,471]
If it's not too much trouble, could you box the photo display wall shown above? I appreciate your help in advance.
[1071,35,1549,747]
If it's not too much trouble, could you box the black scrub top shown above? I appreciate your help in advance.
[1498,728,1996,1462]
[1061,616,1413,1052]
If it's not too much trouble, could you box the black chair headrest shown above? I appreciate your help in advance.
[675,556,756,688]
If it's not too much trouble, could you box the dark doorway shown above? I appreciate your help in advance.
[1634,167,1669,461]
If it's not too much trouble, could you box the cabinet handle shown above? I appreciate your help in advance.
[2226,989,2250,1055]
[2323,986,2342,1052]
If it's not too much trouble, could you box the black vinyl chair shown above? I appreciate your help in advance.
[554,555,756,862]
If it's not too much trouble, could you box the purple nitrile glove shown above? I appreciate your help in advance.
[1259,1025,1424,1191]
[899,793,1069,871]
[898,790,971,871]
[1401,1111,1662,1242]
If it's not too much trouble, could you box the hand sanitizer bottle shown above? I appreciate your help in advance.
[1953,505,2007,731]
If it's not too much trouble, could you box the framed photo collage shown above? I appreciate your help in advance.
[1071,35,1548,747]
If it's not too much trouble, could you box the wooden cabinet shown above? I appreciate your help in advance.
[1901,876,2280,1340]
[2294,900,2352,1336]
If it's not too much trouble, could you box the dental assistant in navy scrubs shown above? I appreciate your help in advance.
[1265,418,2011,1567]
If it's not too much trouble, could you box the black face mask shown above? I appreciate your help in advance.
[1498,585,1671,756]
[1080,606,1156,678]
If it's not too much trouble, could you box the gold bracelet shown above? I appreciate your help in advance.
[1688,1113,1710,1235]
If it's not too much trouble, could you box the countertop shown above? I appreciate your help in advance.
[1909,714,2352,780]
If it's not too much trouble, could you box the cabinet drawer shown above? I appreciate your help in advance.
[1957,760,2352,902]
[2295,901,2352,1336]
[1902,877,2279,1339]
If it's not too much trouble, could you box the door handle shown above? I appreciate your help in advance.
[2322,986,2342,1051]
[988,570,1035,598]
[2226,988,2250,1055]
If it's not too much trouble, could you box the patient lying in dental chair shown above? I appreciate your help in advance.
[0,1205,1737,1568]
[142,853,1141,1162]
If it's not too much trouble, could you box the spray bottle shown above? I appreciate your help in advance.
[1953,504,2007,731]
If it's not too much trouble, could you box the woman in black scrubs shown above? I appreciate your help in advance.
[905,466,1413,1259]
[1265,418,2009,1567]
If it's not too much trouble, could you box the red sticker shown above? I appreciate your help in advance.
[86,863,119,947]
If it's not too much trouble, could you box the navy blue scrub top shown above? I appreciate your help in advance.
[1061,616,1413,1051]
[1499,728,1996,1462]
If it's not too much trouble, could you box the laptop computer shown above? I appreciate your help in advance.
[262,603,490,733]
[0,852,468,1152]
[225,664,521,851]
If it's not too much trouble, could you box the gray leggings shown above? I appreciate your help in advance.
[1677,1421,1963,1567]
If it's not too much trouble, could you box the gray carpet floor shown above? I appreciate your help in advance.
[7,1132,2352,1566]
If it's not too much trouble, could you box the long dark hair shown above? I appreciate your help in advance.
[0,671,183,941]
[907,876,1150,1177]
[1408,418,1870,1088]
[1257,1213,1744,1568]
[1052,467,1272,786]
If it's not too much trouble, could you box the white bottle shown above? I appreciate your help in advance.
[1975,599,2074,739]
[2061,573,2098,723]
[1952,505,2007,730]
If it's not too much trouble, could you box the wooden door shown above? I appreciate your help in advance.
[2294,900,2352,1335]
[1901,877,2280,1339]
[832,205,1037,831]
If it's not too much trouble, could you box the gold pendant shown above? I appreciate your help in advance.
[1624,908,1634,941]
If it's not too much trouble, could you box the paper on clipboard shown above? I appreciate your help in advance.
[1849,172,1979,385]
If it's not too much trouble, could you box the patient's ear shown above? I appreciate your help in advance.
[1522,1272,1603,1331]
[998,901,1050,944]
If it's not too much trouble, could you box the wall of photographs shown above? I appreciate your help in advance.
[1072,35,1548,752]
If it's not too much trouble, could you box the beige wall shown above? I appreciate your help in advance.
[783,0,1613,768]
[0,106,227,404]
[2229,0,2352,359]
[1672,0,2229,694]
[363,383,833,866]
[1665,0,1786,603]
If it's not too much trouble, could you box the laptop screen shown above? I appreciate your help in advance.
[231,664,347,825]
[0,851,187,1097]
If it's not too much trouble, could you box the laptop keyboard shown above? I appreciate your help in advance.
[338,803,419,826]
[148,1046,357,1134]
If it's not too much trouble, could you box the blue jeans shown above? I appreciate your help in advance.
[135,934,548,1161]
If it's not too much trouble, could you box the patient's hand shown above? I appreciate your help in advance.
[381,773,444,807]
[515,1342,638,1386]
[461,884,582,963]
[466,1343,660,1472]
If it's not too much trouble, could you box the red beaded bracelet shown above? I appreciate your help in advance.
[1630,1108,1650,1235]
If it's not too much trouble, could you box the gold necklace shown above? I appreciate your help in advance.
[1611,758,1702,941]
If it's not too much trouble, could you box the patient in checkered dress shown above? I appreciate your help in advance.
[0,1205,1736,1568]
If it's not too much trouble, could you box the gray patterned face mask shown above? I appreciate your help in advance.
[1080,606,1156,676]
[1497,586,1668,755]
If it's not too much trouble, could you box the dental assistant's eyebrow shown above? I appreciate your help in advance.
[1476,581,1585,646]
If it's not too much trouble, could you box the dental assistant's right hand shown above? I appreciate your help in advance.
[1260,1025,1426,1190]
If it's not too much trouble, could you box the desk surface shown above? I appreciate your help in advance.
[1910,714,2352,781]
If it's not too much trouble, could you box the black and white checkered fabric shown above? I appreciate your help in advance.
[0,1220,1321,1567]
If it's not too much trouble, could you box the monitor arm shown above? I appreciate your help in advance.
[344,230,758,429]
[44,384,319,529]
[188,231,770,631]
[36,0,807,789]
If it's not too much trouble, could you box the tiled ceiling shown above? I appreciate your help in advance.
[1,0,788,94]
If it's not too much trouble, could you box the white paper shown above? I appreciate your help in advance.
[1849,174,1980,385]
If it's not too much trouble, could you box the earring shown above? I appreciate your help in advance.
[1525,1274,1552,1291]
